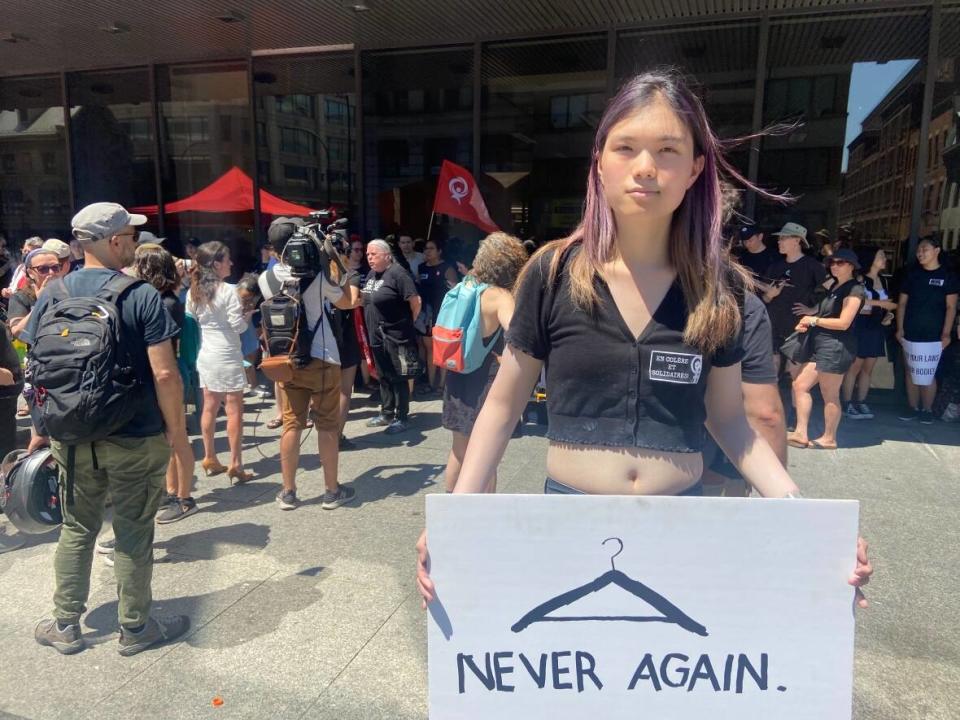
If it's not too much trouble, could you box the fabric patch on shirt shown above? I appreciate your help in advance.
[648,350,703,384]
[929,278,945,287]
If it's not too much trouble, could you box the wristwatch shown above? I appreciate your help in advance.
[809,317,819,327]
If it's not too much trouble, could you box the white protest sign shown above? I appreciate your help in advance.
[427,495,859,720]
[902,339,943,386]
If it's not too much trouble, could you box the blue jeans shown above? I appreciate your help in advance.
[544,477,703,496]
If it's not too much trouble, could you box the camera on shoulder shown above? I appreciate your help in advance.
[282,210,350,283]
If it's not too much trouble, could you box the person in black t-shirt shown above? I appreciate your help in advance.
[416,238,458,394]
[841,248,898,420]
[732,223,777,288]
[762,222,827,376]
[789,249,866,450]
[417,71,872,610]
[895,237,960,423]
[362,239,421,434]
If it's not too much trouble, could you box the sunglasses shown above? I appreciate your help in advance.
[31,263,62,275]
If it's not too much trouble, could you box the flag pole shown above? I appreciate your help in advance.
[426,210,436,244]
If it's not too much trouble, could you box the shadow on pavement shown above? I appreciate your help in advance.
[154,522,271,563]
[83,566,329,648]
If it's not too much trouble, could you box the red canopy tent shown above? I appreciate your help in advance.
[132,166,314,216]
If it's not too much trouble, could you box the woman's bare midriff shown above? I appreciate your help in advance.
[545,442,703,495]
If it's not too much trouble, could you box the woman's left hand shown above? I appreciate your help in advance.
[849,536,873,609]
[0,367,15,386]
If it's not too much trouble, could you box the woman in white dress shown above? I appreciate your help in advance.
[186,241,253,483]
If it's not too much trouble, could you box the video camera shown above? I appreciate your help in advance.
[281,210,351,285]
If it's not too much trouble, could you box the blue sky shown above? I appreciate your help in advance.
[843,59,919,170]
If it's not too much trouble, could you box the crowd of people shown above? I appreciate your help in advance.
[8,69,960,659]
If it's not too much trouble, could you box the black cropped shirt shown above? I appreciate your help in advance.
[507,246,744,453]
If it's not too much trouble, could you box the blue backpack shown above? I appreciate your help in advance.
[432,276,501,374]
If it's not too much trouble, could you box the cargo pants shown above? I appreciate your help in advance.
[49,435,168,628]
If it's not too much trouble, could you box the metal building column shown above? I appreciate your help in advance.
[148,64,165,238]
[60,72,76,214]
[606,28,617,98]
[473,42,482,177]
[745,14,770,220]
[354,46,366,241]
[247,57,263,246]
[909,0,942,256]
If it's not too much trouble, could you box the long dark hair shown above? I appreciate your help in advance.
[517,69,788,353]
[189,241,229,308]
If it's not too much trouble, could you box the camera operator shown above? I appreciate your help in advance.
[259,217,361,511]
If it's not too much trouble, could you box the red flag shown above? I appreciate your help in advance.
[432,160,499,233]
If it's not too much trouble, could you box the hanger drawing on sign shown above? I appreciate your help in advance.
[510,537,708,636]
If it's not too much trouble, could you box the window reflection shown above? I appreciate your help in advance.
[363,47,473,239]
[0,76,70,247]
[67,68,156,211]
[253,54,357,233]
[482,35,607,242]
[156,63,255,267]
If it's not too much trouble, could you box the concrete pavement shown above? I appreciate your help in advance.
[0,391,957,719]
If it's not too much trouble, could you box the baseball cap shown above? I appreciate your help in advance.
[771,222,809,247]
[267,216,305,250]
[41,238,71,260]
[829,248,861,269]
[71,202,147,242]
[137,230,165,245]
[738,224,761,241]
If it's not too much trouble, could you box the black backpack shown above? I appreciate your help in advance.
[261,267,342,367]
[26,273,142,504]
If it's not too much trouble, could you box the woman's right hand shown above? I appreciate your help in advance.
[416,528,435,607]
[0,367,15,386]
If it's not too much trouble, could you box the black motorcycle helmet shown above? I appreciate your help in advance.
[0,449,62,534]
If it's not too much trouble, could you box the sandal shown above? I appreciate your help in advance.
[808,440,837,450]
[786,434,810,449]
[266,417,283,430]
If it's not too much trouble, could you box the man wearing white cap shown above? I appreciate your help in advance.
[22,202,192,657]
[762,222,827,376]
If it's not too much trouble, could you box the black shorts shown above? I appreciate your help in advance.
[339,323,360,369]
[811,332,856,375]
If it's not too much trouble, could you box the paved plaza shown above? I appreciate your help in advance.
[0,392,958,720]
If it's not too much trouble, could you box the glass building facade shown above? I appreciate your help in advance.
[1,4,956,273]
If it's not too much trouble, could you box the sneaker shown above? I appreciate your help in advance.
[339,435,357,450]
[845,403,862,419]
[118,615,190,657]
[253,384,273,399]
[384,419,408,435]
[96,537,115,554]
[156,498,199,525]
[35,618,85,655]
[322,485,357,510]
[919,410,935,425]
[365,415,392,428]
[276,489,299,511]
[103,551,115,567]
[856,403,874,419]
[898,408,920,421]
[156,492,178,513]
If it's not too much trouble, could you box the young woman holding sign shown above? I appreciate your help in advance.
[416,70,871,606]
